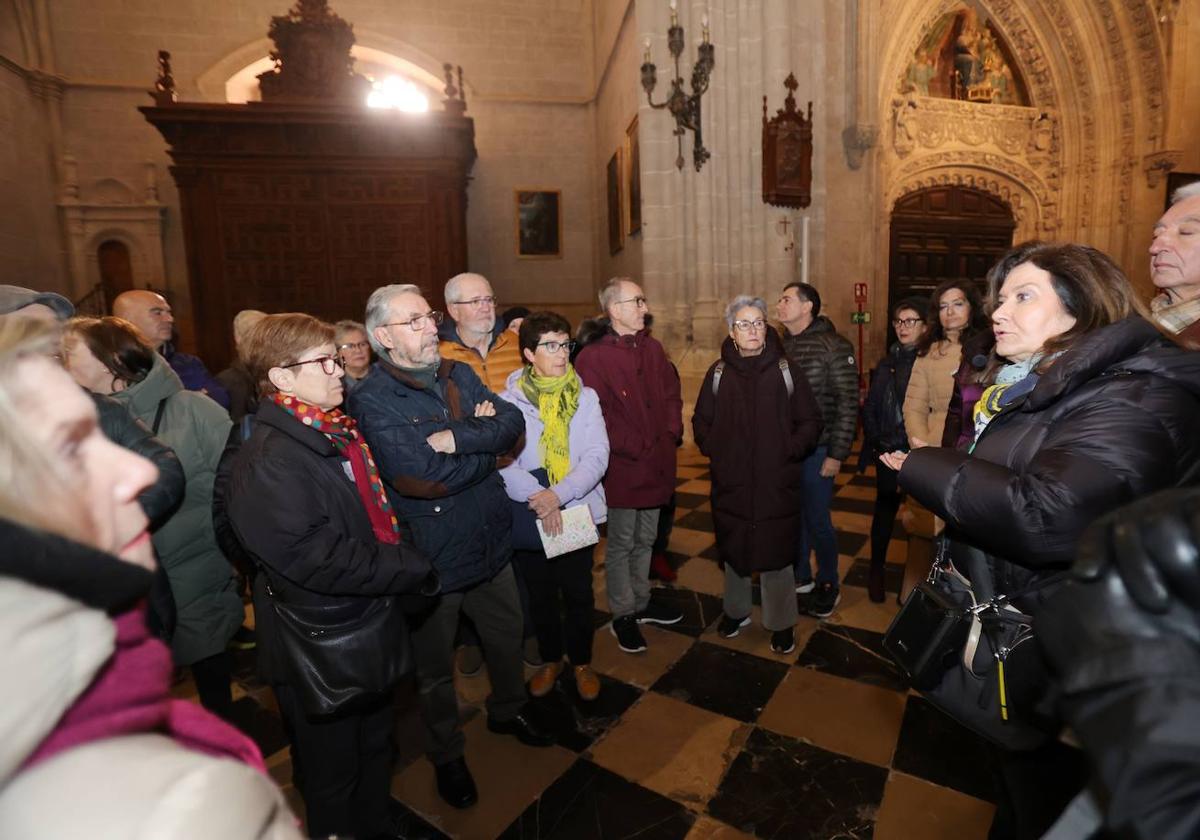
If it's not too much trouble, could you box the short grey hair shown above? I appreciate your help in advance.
[334,319,366,343]
[364,284,422,358]
[724,295,768,329]
[1170,181,1200,205]
[445,272,490,304]
[598,276,633,315]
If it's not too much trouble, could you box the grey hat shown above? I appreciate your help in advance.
[0,285,75,320]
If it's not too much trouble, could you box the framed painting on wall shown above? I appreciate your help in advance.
[625,116,641,235]
[1165,172,1200,211]
[515,189,562,258]
[607,149,624,255]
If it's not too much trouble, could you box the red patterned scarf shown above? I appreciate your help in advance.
[271,393,400,544]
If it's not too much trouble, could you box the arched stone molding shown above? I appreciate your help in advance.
[195,31,470,104]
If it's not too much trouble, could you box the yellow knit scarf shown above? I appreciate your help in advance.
[519,365,581,484]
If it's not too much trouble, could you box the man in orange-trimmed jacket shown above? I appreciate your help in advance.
[438,273,523,393]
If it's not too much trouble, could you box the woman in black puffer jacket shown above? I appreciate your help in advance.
[882,241,1200,840]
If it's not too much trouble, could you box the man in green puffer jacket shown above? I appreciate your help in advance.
[776,282,859,619]
[112,351,243,718]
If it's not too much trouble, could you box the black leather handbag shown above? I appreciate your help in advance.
[266,580,409,717]
[883,539,1065,750]
[509,467,550,553]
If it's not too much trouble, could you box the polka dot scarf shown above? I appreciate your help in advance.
[271,393,400,545]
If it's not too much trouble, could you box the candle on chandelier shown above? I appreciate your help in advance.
[669,0,678,25]
[644,37,652,62]
[701,12,710,42]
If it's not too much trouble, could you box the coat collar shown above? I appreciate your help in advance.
[254,398,338,457]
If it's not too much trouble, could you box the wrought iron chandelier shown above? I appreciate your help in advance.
[640,1,715,172]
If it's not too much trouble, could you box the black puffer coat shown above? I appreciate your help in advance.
[692,330,824,576]
[779,316,859,461]
[227,399,433,684]
[900,317,1200,606]
[861,342,918,461]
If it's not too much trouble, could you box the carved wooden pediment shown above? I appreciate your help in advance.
[257,0,369,104]
[762,74,813,209]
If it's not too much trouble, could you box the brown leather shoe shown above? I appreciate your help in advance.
[529,662,562,698]
[573,665,601,701]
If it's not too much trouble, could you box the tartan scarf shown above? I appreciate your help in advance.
[1151,293,1200,335]
[270,393,400,544]
[519,365,581,485]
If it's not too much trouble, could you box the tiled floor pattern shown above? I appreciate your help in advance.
[183,445,998,839]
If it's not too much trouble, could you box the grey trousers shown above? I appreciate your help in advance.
[723,565,800,632]
[604,507,660,618]
[408,562,527,765]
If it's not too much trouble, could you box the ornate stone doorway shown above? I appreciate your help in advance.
[887,185,1014,311]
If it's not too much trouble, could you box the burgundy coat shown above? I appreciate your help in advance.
[575,328,683,508]
[692,331,824,576]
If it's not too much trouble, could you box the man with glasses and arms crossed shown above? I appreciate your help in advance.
[438,272,524,392]
[575,277,684,654]
[349,284,552,812]
[776,282,858,619]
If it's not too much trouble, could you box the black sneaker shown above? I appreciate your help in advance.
[770,627,796,654]
[610,615,647,653]
[636,598,683,625]
[227,625,256,651]
[795,579,815,595]
[717,613,751,639]
[805,583,841,619]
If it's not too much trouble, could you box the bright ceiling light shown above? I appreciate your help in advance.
[366,76,430,112]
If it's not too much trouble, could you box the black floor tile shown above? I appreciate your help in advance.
[499,758,695,839]
[646,586,723,637]
[663,550,690,571]
[673,491,709,510]
[842,558,904,594]
[796,624,908,692]
[693,470,711,481]
[651,640,789,723]
[698,543,721,562]
[831,495,877,516]
[847,474,876,488]
[674,509,714,532]
[388,797,451,839]
[227,695,289,758]
[592,607,613,629]
[526,673,642,752]
[891,695,998,802]
[837,530,870,557]
[707,727,889,838]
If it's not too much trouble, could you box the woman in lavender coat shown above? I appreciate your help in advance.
[500,311,610,702]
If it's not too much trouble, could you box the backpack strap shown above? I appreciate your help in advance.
[240,413,256,442]
[151,398,168,435]
[778,358,794,397]
[711,361,725,396]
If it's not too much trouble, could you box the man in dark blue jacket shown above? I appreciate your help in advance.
[350,283,552,811]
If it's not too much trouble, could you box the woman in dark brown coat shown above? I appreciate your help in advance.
[693,295,823,655]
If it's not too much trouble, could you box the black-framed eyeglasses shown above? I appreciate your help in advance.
[732,319,766,333]
[280,355,343,376]
[536,339,577,354]
[892,317,924,328]
[449,295,497,309]
[381,311,444,332]
[615,296,648,309]
[337,341,370,352]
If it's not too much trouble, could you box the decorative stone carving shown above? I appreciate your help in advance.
[842,124,879,170]
[1144,149,1182,188]
[256,0,369,104]
[889,94,1051,158]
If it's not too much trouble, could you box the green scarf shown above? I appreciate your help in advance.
[519,365,581,484]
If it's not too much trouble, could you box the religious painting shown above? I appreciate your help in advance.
[607,149,624,255]
[902,5,1030,106]
[1166,172,1200,211]
[625,116,642,236]
[515,189,562,259]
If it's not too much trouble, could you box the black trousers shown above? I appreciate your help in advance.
[988,741,1089,840]
[870,463,904,568]
[190,650,234,722]
[515,545,596,666]
[274,683,396,839]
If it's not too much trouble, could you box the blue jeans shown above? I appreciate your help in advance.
[793,446,840,588]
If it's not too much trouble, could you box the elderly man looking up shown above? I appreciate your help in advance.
[438,272,523,393]
[349,283,552,812]
[113,289,230,409]
[575,277,684,655]
[1150,181,1200,346]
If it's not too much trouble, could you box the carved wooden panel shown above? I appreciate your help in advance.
[762,74,813,209]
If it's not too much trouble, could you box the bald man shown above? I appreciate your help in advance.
[113,290,230,410]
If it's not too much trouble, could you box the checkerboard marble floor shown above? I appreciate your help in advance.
[185,443,999,839]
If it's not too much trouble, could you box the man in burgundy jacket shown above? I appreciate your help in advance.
[575,278,684,653]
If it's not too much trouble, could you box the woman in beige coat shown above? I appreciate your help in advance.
[903,279,989,447]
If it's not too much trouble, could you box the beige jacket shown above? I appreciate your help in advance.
[0,578,302,840]
[902,340,963,447]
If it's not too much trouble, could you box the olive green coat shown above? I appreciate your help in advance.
[113,354,242,666]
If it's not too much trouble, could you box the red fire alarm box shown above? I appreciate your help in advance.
[854,283,868,303]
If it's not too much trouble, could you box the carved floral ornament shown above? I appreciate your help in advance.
[890,94,1056,158]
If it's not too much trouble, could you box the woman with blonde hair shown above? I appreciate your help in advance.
[0,317,300,839]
